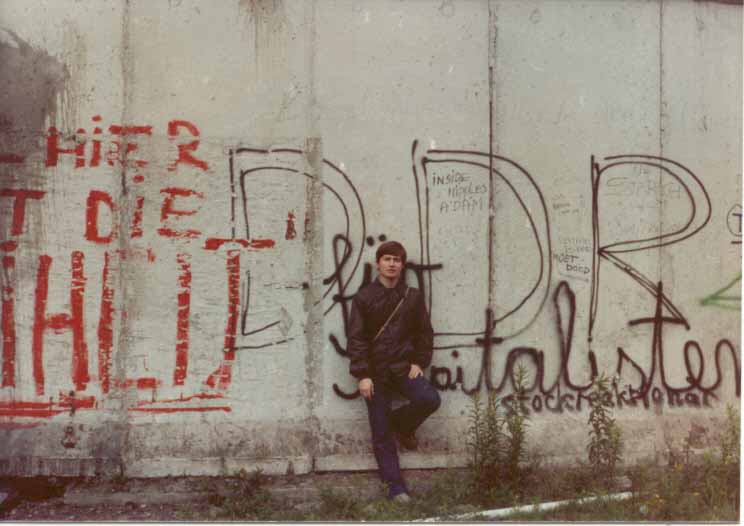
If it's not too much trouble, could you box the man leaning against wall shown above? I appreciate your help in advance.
[347,240,441,502]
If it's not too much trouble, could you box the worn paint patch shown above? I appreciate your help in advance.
[237,0,290,91]
[0,29,68,157]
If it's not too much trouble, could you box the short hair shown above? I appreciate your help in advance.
[376,240,407,263]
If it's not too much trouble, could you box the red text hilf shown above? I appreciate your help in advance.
[44,117,209,173]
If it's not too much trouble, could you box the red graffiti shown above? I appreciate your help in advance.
[98,252,114,394]
[0,188,46,237]
[108,125,153,136]
[158,187,204,239]
[2,256,15,387]
[89,115,103,167]
[0,154,25,164]
[107,124,152,169]
[139,392,224,404]
[203,238,275,251]
[113,377,160,390]
[0,401,63,418]
[70,252,89,392]
[58,392,96,410]
[129,406,231,414]
[44,117,204,171]
[167,120,209,172]
[46,127,86,168]
[285,211,297,240]
[32,253,89,396]
[131,196,145,238]
[205,250,240,391]
[173,253,191,386]
[0,116,260,413]
[85,190,116,244]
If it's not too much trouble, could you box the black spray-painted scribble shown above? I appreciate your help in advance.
[221,147,367,350]
[214,144,738,412]
[727,203,742,244]
[411,142,553,344]
[589,155,712,342]
[327,148,738,412]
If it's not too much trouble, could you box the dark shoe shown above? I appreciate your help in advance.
[396,431,418,451]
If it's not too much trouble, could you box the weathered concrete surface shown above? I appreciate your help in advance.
[0,0,740,476]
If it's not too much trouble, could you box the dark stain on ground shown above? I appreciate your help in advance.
[0,476,70,518]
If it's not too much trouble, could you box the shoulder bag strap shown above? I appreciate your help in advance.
[371,286,409,343]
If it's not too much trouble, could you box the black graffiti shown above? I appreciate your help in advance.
[425,279,739,413]
[425,281,597,411]
[222,148,367,350]
[412,142,553,342]
[331,150,738,410]
[589,155,712,341]
[330,233,442,400]
[616,280,740,405]
[727,204,742,245]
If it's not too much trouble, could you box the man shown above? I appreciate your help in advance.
[347,240,441,502]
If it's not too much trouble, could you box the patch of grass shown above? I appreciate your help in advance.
[636,407,740,522]
[502,494,646,522]
[173,405,739,522]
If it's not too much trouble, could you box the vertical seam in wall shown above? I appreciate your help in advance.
[487,0,496,314]
[116,0,133,478]
[303,0,323,473]
[655,0,665,432]
[658,0,665,293]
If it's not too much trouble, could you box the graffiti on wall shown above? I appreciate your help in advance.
[0,117,740,426]
[0,116,246,421]
[328,143,740,413]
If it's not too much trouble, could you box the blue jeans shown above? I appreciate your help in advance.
[364,374,441,498]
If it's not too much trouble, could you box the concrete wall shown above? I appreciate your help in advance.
[0,0,740,477]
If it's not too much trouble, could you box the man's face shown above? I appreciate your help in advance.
[377,254,404,280]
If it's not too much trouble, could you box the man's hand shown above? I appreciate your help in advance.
[409,364,424,379]
[359,378,374,400]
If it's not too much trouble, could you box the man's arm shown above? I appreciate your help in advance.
[347,296,372,381]
[411,291,434,369]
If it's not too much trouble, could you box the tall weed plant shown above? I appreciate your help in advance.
[641,405,739,521]
[587,373,623,488]
[466,364,531,504]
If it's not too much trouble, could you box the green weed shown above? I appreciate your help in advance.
[211,468,277,520]
[586,373,623,489]
[465,363,533,506]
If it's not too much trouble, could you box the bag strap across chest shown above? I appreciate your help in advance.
[372,286,409,343]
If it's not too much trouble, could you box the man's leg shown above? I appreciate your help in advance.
[389,375,441,436]
[365,381,408,498]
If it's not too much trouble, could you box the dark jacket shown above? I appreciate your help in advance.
[347,278,434,381]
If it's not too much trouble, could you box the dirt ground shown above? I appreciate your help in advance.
[0,469,447,522]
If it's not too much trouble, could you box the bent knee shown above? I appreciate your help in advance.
[421,390,441,412]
